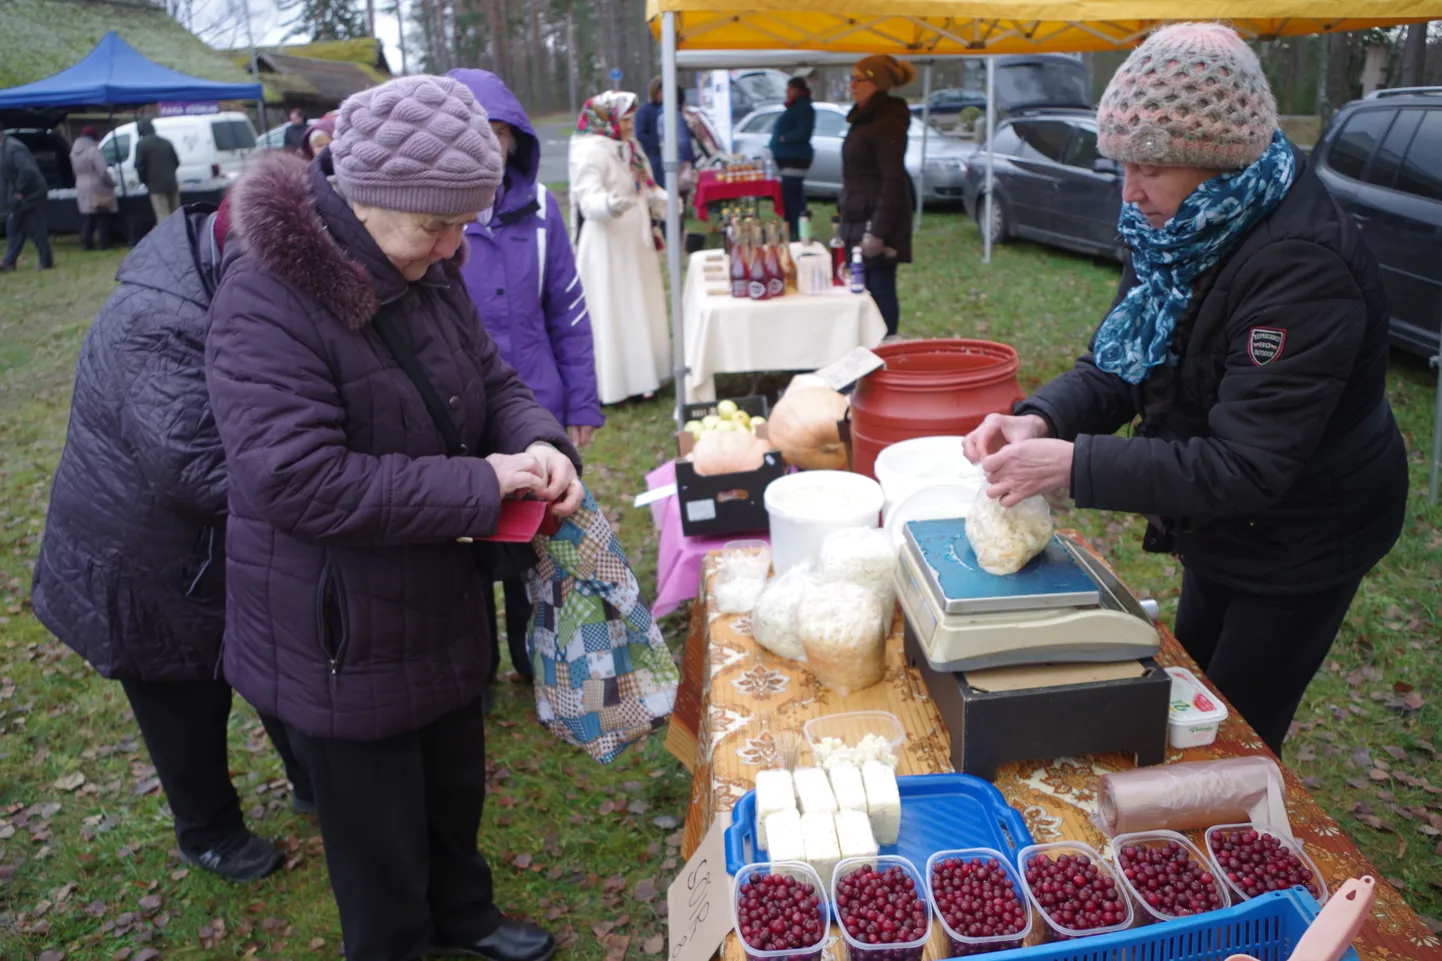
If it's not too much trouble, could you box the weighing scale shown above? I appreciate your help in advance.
[896,517,1161,673]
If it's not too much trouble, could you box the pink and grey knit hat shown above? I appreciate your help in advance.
[332,75,503,215]
[1097,22,1278,170]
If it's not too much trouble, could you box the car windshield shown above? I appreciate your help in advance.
[994,60,1091,108]
[735,72,789,104]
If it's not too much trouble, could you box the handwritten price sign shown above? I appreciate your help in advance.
[667,818,732,961]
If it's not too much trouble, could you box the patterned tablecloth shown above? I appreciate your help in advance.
[668,542,1442,961]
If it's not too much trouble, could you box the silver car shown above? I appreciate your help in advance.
[730,101,975,202]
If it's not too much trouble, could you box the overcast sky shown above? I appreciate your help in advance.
[189,0,407,74]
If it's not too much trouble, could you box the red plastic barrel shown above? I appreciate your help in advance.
[849,339,1025,479]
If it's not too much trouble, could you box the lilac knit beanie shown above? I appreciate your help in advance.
[332,75,503,215]
[1097,22,1278,171]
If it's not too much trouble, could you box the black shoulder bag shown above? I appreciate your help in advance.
[370,313,539,579]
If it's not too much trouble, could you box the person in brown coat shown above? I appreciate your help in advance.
[839,54,915,337]
[70,127,119,250]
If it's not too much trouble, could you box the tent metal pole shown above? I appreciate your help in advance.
[983,56,995,265]
[662,12,686,429]
[914,62,931,233]
[1430,349,1440,503]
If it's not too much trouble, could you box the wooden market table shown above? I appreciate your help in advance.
[666,540,1442,961]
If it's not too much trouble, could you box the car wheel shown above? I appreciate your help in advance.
[978,193,1010,244]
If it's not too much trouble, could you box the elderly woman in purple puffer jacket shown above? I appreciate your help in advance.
[448,68,603,697]
[206,75,580,961]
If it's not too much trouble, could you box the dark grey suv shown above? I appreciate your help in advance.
[1312,88,1442,358]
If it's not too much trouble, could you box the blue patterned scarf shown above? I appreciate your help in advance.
[1094,130,1297,384]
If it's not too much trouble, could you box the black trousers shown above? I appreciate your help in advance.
[866,261,901,335]
[120,677,311,852]
[286,698,500,961]
[1174,569,1364,756]
[484,576,534,680]
[780,174,807,238]
[81,211,117,250]
[4,206,53,268]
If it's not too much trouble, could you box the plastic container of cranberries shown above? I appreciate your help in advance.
[831,855,932,961]
[1017,841,1134,942]
[732,860,832,961]
[1204,822,1329,906]
[924,847,1033,956]
[1110,830,1232,924]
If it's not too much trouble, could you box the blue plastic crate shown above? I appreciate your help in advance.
[977,888,1357,961]
[723,772,1033,875]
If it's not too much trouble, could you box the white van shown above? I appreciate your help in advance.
[99,112,258,195]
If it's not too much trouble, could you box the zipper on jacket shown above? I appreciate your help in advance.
[315,562,350,692]
[186,526,216,598]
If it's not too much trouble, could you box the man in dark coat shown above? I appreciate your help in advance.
[208,75,581,961]
[769,76,816,238]
[135,118,181,225]
[283,107,309,153]
[635,76,694,221]
[965,23,1408,756]
[1,129,54,270]
[839,55,915,337]
[32,197,311,883]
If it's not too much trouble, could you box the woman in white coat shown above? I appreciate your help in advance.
[568,91,670,404]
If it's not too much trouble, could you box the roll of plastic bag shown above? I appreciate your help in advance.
[1094,757,1293,839]
[965,487,1054,575]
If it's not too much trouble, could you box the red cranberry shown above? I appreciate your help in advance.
[736,872,824,954]
[1117,840,1224,918]
[836,864,929,959]
[1207,828,1320,901]
[929,856,1028,954]
[1022,852,1126,933]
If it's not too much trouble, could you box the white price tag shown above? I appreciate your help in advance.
[814,346,885,392]
[634,484,678,508]
[667,818,732,961]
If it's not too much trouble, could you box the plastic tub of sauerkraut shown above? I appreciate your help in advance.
[765,472,884,577]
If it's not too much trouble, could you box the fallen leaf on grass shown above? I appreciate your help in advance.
[1420,825,1441,838]
[1293,746,1316,763]
[603,874,628,893]
[1357,814,1389,831]
[664,831,683,848]
[602,933,631,961]
[652,815,678,830]
[628,800,650,816]
[37,951,64,961]
[633,878,658,902]
[132,951,160,961]
[1384,876,1408,891]
[1302,776,1323,790]
[138,894,162,915]
[170,868,188,881]
[1350,746,1373,768]
[1370,769,1392,782]
[642,935,665,955]
[548,866,564,881]
[593,921,616,938]
[1347,778,1369,791]
[1394,681,1415,694]
[309,937,326,951]
[513,853,534,870]
[1424,917,1442,935]
[54,771,86,792]
[1398,692,1424,711]
[599,800,616,816]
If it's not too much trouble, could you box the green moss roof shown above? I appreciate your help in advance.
[283,38,384,68]
[0,0,254,90]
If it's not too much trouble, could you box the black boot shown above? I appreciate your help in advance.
[180,830,282,883]
[434,918,556,961]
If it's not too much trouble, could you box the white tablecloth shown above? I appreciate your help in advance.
[681,247,888,402]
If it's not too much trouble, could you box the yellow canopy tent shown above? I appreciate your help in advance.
[643,1,1442,437]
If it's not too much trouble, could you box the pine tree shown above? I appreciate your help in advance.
[278,0,369,41]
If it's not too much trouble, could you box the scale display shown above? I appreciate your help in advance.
[904,518,1100,616]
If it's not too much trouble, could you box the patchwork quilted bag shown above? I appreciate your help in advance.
[525,487,679,763]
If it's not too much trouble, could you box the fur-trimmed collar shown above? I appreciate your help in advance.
[227,150,470,331]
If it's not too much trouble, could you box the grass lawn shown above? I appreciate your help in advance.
[0,204,1439,960]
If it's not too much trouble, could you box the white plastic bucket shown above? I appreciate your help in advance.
[884,482,976,552]
[874,436,984,520]
[764,471,884,576]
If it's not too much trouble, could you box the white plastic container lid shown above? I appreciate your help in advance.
[883,482,978,553]
[874,436,984,520]
[1165,667,1228,727]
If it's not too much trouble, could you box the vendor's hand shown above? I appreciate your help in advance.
[980,439,1074,508]
[608,192,636,217]
[652,226,667,251]
[551,477,585,519]
[485,452,544,497]
[860,232,887,259]
[962,413,1051,464]
[526,442,580,504]
[567,425,596,447]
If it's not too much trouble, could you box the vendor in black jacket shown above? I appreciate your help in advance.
[963,23,1408,755]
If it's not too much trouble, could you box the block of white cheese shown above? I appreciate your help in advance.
[828,762,868,814]
[754,768,797,851]
[834,809,879,861]
[861,760,901,845]
[801,810,841,889]
[763,808,805,863]
[792,766,838,815]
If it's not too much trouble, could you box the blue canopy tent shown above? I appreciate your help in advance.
[0,31,261,108]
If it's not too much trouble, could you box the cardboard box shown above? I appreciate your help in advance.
[675,423,784,538]
[903,620,1170,780]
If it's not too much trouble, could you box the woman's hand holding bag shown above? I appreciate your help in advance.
[485,452,545,497]
[525,443,584,518]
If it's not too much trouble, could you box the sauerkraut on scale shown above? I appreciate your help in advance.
[964,487,1055,576]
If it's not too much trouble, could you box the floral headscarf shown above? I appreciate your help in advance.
[577,90,654,190]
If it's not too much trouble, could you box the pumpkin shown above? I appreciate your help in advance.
[768,386,850,470]
[689,429,772,476]
[787,373,830,393]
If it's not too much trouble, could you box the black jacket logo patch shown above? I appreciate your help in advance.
[1248,327,1287,366]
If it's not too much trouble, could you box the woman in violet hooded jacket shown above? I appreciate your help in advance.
[449,68,603,689]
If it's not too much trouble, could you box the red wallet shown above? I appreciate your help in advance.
[478,498,561,542]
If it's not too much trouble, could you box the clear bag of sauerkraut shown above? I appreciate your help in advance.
[818,527,898,638]
[751,562,819,661]
[797,580,885,695]
[966,487,1054,576]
